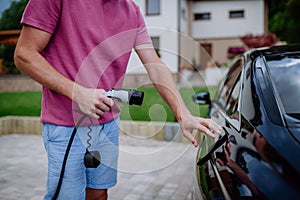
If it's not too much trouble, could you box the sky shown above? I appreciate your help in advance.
[0,0,20,16]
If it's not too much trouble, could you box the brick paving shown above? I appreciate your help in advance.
[0,134,197,200]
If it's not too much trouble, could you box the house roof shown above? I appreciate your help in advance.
[0,29,21,45]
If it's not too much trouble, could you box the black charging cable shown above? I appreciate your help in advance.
[52,114,87,200]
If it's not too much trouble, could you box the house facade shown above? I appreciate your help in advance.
[127,0,267,77]
[191,0,267,68]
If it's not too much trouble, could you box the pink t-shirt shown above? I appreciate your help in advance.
[21,0,152,126]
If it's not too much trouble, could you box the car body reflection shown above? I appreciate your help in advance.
[192,44,300,200]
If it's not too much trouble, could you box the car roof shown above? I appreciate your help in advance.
[249,44,300,61]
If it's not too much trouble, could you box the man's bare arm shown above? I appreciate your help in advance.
[14,25,75,98]
[135,44,221,146]
[14,25,113,118]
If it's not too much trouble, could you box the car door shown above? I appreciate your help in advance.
[195,58,244,199]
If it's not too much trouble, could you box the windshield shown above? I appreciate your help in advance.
[266,54,300,118]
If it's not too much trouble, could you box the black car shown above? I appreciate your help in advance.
[191,45,300,200]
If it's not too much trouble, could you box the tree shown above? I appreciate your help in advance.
[0,0,29,30]
[268,0,300,44]
[286,0,300,43]
[0,0,28,74]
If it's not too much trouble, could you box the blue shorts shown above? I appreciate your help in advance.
[42,118,120,200]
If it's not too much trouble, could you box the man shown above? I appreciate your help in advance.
[14,0,221,199]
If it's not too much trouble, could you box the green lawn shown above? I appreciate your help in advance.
[0,87,217,121]
[0,91,42,117]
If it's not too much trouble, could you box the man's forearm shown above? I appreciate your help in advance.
[14,48,75,100]
[135,44,190,121]
[145,62,190,122]
[14,26,75,100]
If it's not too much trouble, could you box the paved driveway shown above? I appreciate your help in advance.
[0,134,197,200]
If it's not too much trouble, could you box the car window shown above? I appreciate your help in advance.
[217,59,242,113]
[226,77,241,116]
[266,54,300,118]
[217,59,242,106]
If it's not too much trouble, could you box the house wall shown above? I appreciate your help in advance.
[192,0,265,39]
[179,0,200,69]
[197,37,245,65]
[191,0,265,66]
[127,0,180,75]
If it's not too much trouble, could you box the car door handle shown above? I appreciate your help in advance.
[197,128,228,166]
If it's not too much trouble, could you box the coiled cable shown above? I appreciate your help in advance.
[86,117,93,150]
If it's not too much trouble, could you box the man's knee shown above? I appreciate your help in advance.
[86,188,108,200]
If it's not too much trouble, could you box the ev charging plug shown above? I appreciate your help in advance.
[105,88,144,105]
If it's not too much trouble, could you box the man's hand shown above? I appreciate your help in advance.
[178,113,221,147]
[73,85,114,119]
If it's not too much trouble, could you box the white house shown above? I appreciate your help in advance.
[125,0,267,86]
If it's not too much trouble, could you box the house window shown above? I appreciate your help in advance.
[194,12,211,20]
[229,10,245,19]
[151,37,161,57]
[146,0,160,16]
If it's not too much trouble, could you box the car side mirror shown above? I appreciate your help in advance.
[192,91,211,105]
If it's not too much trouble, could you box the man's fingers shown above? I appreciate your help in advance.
[199,118,222,134]
[95,101,111,112]
[102,96,114,108]
[192,137,198,147]
[86,110,100,119]
[197,123,215,138]
[95,109,104,118]
[183,131,198,147]
[222,145,229,157]
[94,92,114,114]
[216,158,225,166]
